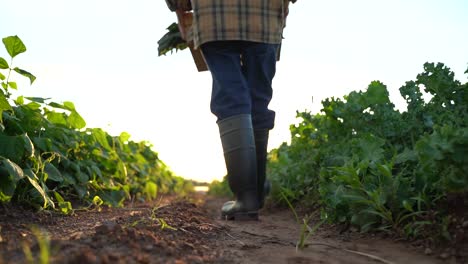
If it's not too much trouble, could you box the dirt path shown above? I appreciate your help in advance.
[0,193,460,263]
[202,196,447,264]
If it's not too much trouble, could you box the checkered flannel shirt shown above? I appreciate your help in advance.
[190,0,295,49]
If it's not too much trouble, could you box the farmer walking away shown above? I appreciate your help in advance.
[166,0,297,220]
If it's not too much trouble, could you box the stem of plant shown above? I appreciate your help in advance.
[5,58,13,97]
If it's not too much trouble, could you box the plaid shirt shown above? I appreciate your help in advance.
[190,0,292,49]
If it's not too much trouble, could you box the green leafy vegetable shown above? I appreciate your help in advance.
[0,35,194,211]
[158,23,188,56]
[264,62,468,243]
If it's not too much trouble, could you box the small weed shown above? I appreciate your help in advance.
[280,190,299,223]
[123,206,177,231]
[297,215,326,251]
[150,206,177,231]
[157,218,177,231]
[21,226,50,264]
[281,191,325,251]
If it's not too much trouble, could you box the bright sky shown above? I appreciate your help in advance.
[1,0,467,183]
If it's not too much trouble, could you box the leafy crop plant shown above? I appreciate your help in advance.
[267,62,467,243]
[0,35,193,212]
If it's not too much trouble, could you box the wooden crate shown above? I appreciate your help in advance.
[177,11,208,72]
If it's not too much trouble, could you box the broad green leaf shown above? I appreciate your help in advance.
[46,111,67,126]
[32,137,53,152]
[48,102,65,109]
[63,101,76,111]
[144,181,158,200]
[74,184,87,199]
[13,67,36,84]
[2,36,27,58]
[15,95,24,105]
[90,165,103,180]
[44,163,63,182]
[0,158,24,197]
[92,128,111,150]
[1,83,7,90]
[76,171,89,183]
[24,101,41,110]
[62,171,77,186]
[21,134,35,159]
[98,188,126,207]
[68,110,86,129]
[0,72,5,80]
[0,57,8,69]
[25,173,54,208]
[25,97,50,103]
[0,93,12,111]
[355,134,385,162]
[395,148,417,164]
[0,134,34,163]
[365,81,390,105]
[119,132,131,143]
[8,82,17,89]
[49,101,76,111]
[69,162,80,172]
[47,102,85,129]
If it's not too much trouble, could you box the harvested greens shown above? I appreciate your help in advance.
[158,23,188,56]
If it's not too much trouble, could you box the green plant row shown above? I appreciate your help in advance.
[0,36,193,213]
[207,176,232,197]
[267,62,467,241]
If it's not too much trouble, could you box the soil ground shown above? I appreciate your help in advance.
[0,192,464,264]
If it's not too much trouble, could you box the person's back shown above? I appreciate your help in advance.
[191,0,290,49]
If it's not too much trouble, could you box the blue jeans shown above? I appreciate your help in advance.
[201,41,278,130]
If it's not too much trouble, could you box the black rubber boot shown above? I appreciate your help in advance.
[223,129,271,210]
[254,129,271,209]
[218,114,259,221]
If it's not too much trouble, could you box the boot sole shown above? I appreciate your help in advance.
[222,211,258,221]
